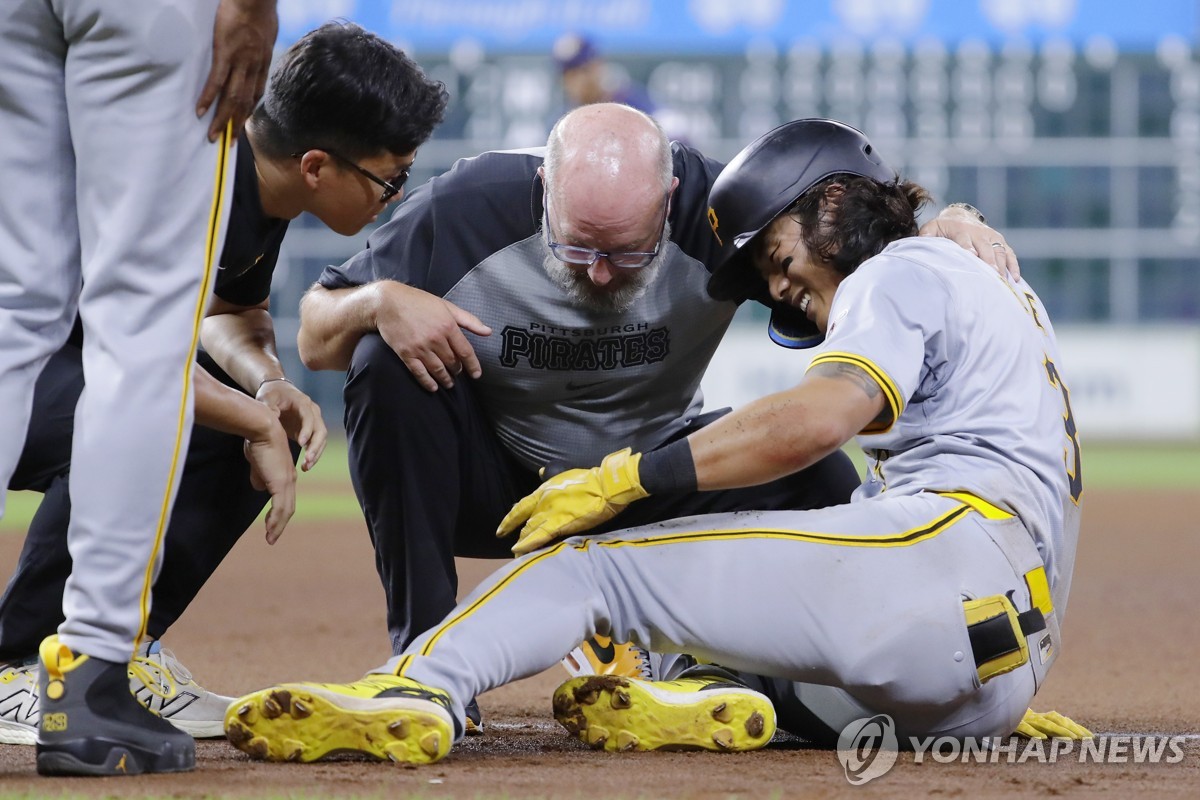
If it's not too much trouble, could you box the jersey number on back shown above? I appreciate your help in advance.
[1044,356,1083,504]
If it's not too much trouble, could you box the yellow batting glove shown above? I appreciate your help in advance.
[1014,709,1093,740]
[497,448,649,557]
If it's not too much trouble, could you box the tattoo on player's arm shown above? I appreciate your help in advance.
[809,361,893,427]
[810,361,881,396]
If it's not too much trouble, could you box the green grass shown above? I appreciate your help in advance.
[1074,442,1200,487]
[2,439,1196,533]
[839,440,1200,489]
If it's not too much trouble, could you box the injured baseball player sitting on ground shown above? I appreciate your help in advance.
[293,101,1022,735]
[224,118,1090,765]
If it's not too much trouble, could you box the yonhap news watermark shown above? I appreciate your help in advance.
[907,732,1188,765]
[836,714,1189,785]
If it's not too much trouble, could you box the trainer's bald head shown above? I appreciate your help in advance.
[542,103,672,228]
[537,104,677,312]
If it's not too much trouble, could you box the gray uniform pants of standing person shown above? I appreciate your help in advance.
[0,0,233,664]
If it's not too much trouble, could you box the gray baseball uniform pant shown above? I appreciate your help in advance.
[386,492,1055,742]
[0,0,232,664]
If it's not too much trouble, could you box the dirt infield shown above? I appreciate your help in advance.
[2,487,1198,798]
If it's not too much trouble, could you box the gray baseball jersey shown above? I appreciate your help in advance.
[812,236,1081,617]
[380,235,1082,742]
[446,236,731,470]
[0,0,234,664]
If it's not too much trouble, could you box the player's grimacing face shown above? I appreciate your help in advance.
[753,213,845,332]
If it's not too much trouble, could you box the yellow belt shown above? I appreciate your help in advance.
[939,492,1054,683]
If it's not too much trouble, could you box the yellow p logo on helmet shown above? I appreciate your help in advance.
[707,206,722,245]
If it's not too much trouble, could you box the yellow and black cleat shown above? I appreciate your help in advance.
[225,675,454,765]
[553,674,776,753]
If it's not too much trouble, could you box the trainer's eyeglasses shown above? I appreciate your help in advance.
[544,192,670,269]
[292,149,410,203]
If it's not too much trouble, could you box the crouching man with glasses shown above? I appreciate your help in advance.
[293,102,1017,734]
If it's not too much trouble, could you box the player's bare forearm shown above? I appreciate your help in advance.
[201,300,284,394]
[297,280,490,389]
[195,364,296,542]
[203,297,326,470]
[297,282,383,371]
[687,370,885,490]
[193,365,279,440]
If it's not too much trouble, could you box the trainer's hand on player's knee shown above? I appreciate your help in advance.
[376,284,492,392]
[197,0,278,141]
[1014,709,1093,739]
[498,449,650,556]
[920,207,1021,281]
[256,379,327,472]
[243,411,296,545]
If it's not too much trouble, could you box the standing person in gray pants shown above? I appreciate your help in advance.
[0,0,277,777]
[0,18,449,749]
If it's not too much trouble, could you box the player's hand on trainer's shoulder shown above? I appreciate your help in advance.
[497,448,649,556]
[242,406,296,545]
[376,282,492,392]
[256,378,327,472]
[197,0,279,142]
[920,205,1021,281]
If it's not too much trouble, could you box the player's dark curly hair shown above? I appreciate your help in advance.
[250,21,448,160]
[787,175,932,276]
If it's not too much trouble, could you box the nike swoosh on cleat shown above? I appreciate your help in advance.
[589,638,616,664]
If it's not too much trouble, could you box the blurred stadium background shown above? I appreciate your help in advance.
[4,0,1198,530]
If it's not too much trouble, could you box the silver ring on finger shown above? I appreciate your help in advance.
[990,242,1006,250]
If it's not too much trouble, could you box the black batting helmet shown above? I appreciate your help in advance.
[706,119,896,348]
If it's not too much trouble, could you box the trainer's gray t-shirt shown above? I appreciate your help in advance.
[319,144,735,470]
[807,237,1082,614]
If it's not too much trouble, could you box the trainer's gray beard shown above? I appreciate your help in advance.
[540,221,671,313]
